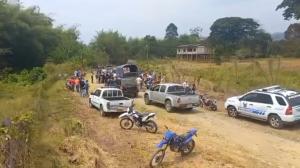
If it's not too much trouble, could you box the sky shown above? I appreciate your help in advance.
[20,0,294,43]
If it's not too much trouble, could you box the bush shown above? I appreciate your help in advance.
[2,67,47,85]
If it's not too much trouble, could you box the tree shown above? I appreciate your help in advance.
[285,23,300,40]
[209,17,260,56]
[165,23,178,39]
[90,31,128,65]
[276,0,300,20]
[189,26,203,39]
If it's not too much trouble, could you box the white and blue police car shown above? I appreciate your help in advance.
[224,85,300,129]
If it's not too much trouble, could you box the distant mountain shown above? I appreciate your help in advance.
[272,32,285,41]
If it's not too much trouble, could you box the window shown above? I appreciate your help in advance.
[276,96,286,106]
[94,90,101,97]
[117,90,123,97]
[241,93,258,102]
[152,85,160,92]
[167,85,185,93]
[288,95,300,107]
[255,93,273,104]
[160,86,166,93]
[112,90,118,97]
[107,90,113,97]
[102,91,108,97]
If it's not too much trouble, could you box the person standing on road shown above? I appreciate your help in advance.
[74,77,80,92]
[191,83,196,94]
[91,72,94,83]
[136,76,142,91]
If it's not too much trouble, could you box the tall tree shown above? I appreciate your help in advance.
[165,23,178,39]
[277,0,300,20]
[209,17,260,55]
[90,31,128,65]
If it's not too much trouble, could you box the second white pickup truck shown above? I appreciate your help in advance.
[89,87,133,117]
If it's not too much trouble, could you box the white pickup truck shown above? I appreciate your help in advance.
[89,87,133,117]
[144,83,200,112]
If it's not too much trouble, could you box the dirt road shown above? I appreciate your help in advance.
[73,82,300,168]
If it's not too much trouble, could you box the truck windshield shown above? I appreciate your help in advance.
[103,90,123,98]
[167,86,185,93]
[288,95,300,107]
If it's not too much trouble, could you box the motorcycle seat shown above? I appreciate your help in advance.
[135,112,150,117]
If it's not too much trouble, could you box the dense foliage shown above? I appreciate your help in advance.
[277,0,300,20]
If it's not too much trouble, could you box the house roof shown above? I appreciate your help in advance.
[177,44,207,48]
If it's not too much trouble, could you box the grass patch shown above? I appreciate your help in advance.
[138,58,300,94]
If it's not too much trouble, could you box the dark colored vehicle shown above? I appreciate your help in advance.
[106,79,138,98]
[113,64,139,98]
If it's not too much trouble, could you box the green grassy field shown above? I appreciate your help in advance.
[138,58,300,95]
[0,63,84,167]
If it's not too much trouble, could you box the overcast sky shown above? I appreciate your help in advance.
[21,0,294,43]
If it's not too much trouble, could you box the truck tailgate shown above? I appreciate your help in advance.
[109,99,132,111]
[179,95,199,104]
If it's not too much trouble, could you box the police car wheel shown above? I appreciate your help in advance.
[227,106,238,118]
[268,115,283,129]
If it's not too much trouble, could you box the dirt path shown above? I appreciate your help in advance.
[73,81,300,168]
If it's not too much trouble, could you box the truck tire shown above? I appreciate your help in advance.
[227,106,238,118]
[165,100,173,112]
[99,105,106,117]
[268,114,283,129]
[144,94,152,105]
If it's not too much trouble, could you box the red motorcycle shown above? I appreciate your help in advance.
[199,94,217,111]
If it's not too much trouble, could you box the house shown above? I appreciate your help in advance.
[177,44,212,61]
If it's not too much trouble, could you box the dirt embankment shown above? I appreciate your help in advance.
[71,82,300,168]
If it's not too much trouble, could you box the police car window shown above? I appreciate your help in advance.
[241,93,258,102]
[153,85,160,92]
[160,86,166,92]
[255,93,273,104]
[276,96,286,106]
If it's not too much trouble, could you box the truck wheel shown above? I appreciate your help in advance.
[144,94,152,105]
[99,105,106,117]
[268,115,283,129]
[165,100,173,112]
[227,106,238,118]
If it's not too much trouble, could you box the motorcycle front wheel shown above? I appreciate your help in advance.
[181,139,195,156]
[145,120,158,133]
[149,149,165,168]
[120,118,134,130]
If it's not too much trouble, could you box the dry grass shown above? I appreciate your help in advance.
[138,58,300,95]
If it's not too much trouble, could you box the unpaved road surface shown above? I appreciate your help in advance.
[72,82,300,168]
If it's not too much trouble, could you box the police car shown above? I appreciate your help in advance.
[224,85,300,129]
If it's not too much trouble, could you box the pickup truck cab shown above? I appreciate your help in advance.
[89,87,132,117]
[144,83,200,112]
[225,85,300,129]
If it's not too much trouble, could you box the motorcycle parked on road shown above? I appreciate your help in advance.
[119,104,158,133]
[149,126,197,168]
[199,94,218,111]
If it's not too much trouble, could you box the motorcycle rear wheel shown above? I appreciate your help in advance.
[181,139,195,156]
[120,118,134,130]
[149,149,165,168]
[145,120,158,133]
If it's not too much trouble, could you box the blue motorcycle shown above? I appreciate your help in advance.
[149,126,197,167]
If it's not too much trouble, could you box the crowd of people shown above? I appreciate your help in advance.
[66,69,89,97]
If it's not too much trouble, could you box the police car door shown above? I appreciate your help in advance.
[247,93,273,119]
[238,93,259,117]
